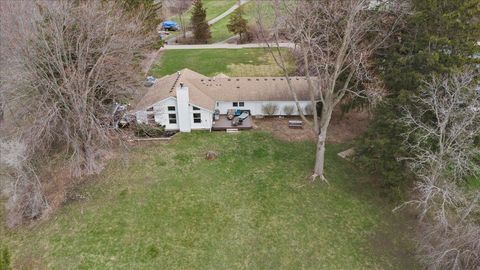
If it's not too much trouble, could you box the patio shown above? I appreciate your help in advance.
[212,115,253,131]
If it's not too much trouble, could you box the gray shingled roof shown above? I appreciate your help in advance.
[136,69,313,111]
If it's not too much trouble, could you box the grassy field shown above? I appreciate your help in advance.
[171,0,236,27]
[209,1,276,43]
[166,0,236,41]
[1,132,417,269]
[149,48,295,77]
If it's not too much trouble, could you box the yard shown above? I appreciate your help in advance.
[209,1,276,43]
[170,0,236,24]
[149,48,295,78]
[1,132,417,269]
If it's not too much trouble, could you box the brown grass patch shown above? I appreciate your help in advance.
[254,108,371,143]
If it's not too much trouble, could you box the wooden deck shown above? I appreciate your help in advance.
[212,115,253,131]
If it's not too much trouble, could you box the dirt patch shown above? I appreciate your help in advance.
[254,108,371,143]
[327,108,371,143]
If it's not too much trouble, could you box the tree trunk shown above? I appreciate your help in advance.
[313,106,333,182]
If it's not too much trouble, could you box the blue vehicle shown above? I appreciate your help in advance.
[161,20,179,31]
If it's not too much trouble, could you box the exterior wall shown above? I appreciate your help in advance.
[136,97,179,130]
[189,105,212,130]
[176,86,191,132]
[215,101,312,116]
[136,97,213,131]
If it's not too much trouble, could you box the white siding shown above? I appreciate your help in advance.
[136,97,213,131]
[136,97,179,130]
[190,105,212,130]
[215,101,312,116]
[177,86,191,132]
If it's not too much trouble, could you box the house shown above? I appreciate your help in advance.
[134,69,313,132]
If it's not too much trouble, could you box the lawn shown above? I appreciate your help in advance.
[149,48,295,77]
[209,1,276,43]
[1,132,417,269]
[167,0,236,41]
[171,0,236,26]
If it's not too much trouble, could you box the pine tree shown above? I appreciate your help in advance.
[357,0,480,190]
[190,0,211,44]
[227,6,248,43]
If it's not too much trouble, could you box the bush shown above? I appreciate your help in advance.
[262,103,279,115]
[150,39,164,50]
[134,123,165,137]
[283,105,295,115]
[303,104,313,115]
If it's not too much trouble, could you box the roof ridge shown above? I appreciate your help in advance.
[170,71,182,93]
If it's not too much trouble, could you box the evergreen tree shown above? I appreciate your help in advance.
[357,0,480,190]
[190,0,211,43]
[227,6,248,43]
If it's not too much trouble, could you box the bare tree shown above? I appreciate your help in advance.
[0,139,48,228]
[166,0,192,38]
[0,0,151,225]
[256,0,403,181]
[399,70,480,269]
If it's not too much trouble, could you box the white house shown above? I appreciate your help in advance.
[134,69,313,132]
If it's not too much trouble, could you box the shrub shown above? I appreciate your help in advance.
[134,123,165,137]
[283,105,295,115]
[304,104,313,115]
[262,103,279,115]
[151,39,164,49]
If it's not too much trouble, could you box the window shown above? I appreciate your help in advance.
[233,102,238,107]
[168,106,175,111]
[239,102,245,107]
[169,113,176,124]
[192,106,200,110]
[193,113,201,123]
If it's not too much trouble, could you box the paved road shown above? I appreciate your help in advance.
[208,0,250,25]
[162,42,295,50]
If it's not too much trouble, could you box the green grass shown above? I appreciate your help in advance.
[209,1,276,43]
[171,0,236,27]
[149,48,295,77]
[466,175,480,190]
[1,132,416,269]
[167,0,236,41]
